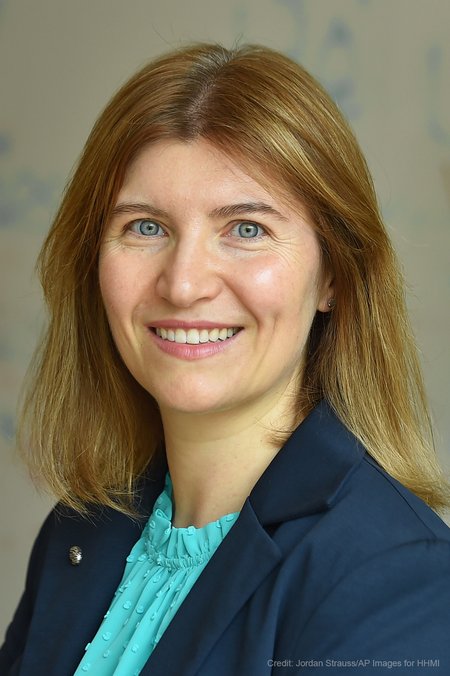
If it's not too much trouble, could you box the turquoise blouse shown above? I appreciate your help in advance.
[74,473,239,675]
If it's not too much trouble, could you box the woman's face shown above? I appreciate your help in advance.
[99,138,332,418]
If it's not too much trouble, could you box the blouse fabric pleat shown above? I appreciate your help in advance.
[74,473,239,675]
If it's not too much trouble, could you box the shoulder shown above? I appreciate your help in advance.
[26,496,152,580]
[341,452,450,542]
[272,454,450,663]
[270,446,450,615]
[253,399,450,591]
[0,500,149,674]
[292,535,450,664]
[296,451,450,573]
[25,466,165,571]
[321,450,450,589]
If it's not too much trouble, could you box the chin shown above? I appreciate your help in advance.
[161,400,233,417]
[143,382,231,416]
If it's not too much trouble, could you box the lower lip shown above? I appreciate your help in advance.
[148,329,242,361]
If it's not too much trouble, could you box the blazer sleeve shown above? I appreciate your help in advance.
[291,539,450,674]
[0,512,52,674]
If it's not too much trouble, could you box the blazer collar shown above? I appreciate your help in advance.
[249,399,366,524]
[138,399,366,525]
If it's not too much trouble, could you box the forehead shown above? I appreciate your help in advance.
[119,138,308,218]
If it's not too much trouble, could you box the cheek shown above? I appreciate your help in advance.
[99,258,120,320]
[237,254,321,324]
[98,252,142,328]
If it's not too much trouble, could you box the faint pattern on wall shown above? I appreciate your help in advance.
[441,164,450,209]
[275,0,363,119]
[427,45,450,147]
[0,131,60,447]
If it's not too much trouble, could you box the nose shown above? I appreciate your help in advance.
[155,236,222,308]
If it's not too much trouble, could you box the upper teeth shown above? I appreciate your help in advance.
[155,327,239,344]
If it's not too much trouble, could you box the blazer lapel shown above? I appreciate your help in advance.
[141,500,282,675]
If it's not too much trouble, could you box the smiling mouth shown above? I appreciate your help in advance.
[153,327,241,345]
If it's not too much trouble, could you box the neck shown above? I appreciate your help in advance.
[160,388,298,528]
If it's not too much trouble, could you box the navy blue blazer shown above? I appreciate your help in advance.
[2,401,450,675]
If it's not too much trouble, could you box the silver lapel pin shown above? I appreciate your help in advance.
[69,545,83,565]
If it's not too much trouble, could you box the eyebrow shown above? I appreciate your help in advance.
[111,201,289,222]
[111,202,169,218]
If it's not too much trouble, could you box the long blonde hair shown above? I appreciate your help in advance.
[19,43,449,513]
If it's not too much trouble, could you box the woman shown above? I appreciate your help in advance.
[1,43,450,675]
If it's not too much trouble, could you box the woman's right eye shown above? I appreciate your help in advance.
[129,219,165,237]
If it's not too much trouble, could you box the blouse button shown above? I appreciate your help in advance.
[103,650,111,658]
[81,664,91,672]
[136,605,145,614]
[149,520,156,529]
[131,644,140,653]
[123,601,132,610]
[102,632,111,641]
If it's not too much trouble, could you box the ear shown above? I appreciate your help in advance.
[316,273,335,313]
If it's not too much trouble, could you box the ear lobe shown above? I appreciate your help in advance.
[317,275,335,313]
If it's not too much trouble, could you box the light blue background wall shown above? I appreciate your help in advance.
[1,0,449,640]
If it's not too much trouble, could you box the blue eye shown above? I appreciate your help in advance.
[232,222,264,238]
[130,219,164,236]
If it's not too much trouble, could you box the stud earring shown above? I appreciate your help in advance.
[327,298,336,309]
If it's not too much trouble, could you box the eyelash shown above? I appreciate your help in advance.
[126,219,268,240]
